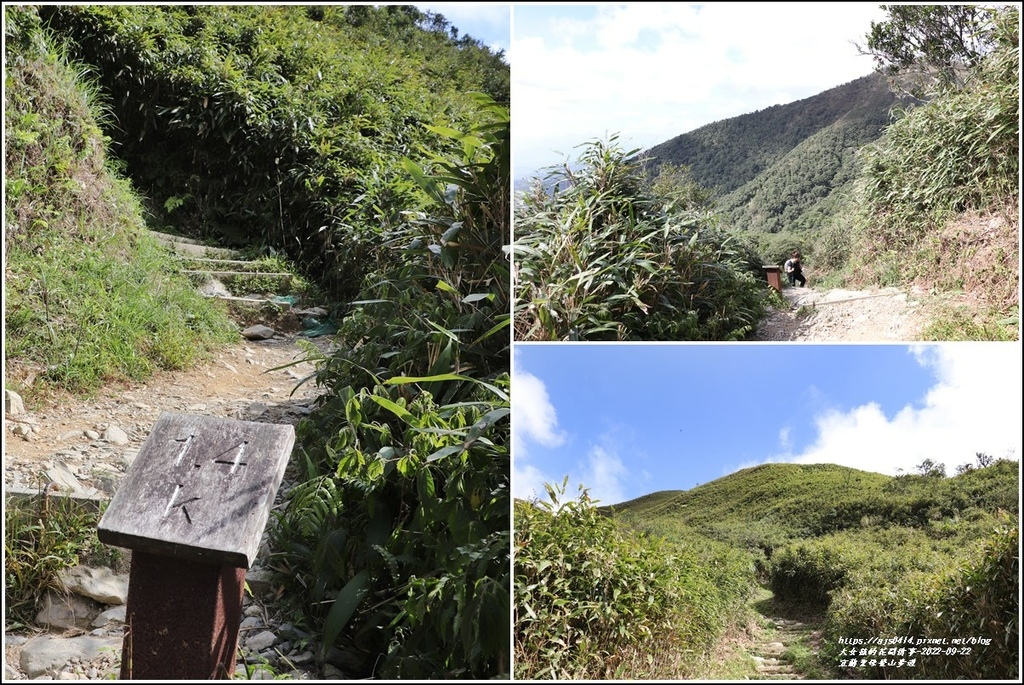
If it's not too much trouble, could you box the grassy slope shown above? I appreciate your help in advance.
[609,463,891,539]
[4,8,237,399]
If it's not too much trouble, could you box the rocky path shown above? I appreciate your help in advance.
[3,331,337,680]
[740,589,827,681]
[754,284,931,341]
[747,616,821,680]
[705,588,828,681]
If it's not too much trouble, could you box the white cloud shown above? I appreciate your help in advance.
[513,461,557,505]
[779,426,792,451]
[514,2,887,176]
[512,356,566,449]
[578,444,628,507]
[783,345,1021,476]
[512,350,568,502]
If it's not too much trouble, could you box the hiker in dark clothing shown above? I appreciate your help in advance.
[784,251,806,287]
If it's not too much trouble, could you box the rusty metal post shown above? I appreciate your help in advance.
[764,265,783,292]
[98,413,294,680]
[121,553,246,679]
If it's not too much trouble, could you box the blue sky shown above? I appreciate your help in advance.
[512,2,890,179]
[413,3,510,59]
[513,344,1023,506]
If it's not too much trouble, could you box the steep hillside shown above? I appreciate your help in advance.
[717,117,874,234]
[842,6,1018,331]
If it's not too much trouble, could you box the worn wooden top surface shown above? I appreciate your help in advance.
[97,412,294,568]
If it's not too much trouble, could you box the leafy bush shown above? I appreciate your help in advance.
[769,538,853,606]
[270,380,509,678]
[514,136,768,341]
[309,94,509,405]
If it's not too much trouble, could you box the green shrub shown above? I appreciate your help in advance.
[270,380,509,678]
[268,101,509,679]
[769,539,851,606]
[823,519,1018,680]
[847,6,1018,303]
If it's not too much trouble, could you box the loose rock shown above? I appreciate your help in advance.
[242,324,276,340]
[60,566,128,605]
[101,426,130,446]
[19,635,121,679]
[6,388,26,416]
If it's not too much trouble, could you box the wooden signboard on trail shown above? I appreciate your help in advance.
[98,412,295,569]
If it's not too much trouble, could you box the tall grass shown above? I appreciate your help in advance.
[4,491,124,628]
[268,97,510,679]
[845,5,1018,335]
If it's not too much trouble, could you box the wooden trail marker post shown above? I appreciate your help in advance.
[98,412,295,680]
[763,265,783,292]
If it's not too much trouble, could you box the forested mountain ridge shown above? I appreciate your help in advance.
[643,72,918,233]
[644,72,910,195]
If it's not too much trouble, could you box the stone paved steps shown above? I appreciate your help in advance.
[749,616,816,680]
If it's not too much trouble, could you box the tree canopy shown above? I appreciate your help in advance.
[862,5,1006,94]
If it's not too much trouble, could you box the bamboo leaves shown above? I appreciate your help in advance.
[514,137,767,341]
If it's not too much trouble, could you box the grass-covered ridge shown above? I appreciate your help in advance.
[595,457,1019,680]
[4,6,237,397]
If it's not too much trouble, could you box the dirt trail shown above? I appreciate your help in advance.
[754,284,932,341]
[3,335,327,494]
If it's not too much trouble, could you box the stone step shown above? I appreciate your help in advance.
[182,270,293,279]
[148,230,241,259]
[751,642,787,657]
